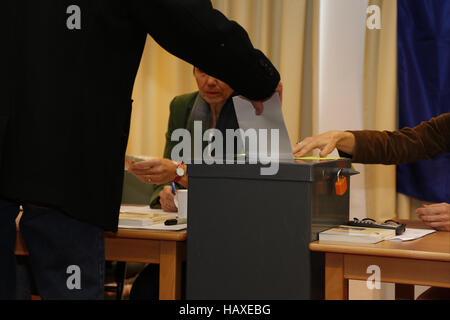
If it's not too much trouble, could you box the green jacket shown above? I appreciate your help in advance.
[149,92,199,208]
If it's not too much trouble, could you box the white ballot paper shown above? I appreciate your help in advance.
[232,93,294,164]
[387,228,436,242]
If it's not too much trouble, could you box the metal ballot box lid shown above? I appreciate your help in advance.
[188,158,354,182]
[186,159,356,300]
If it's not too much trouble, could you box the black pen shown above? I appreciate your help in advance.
[164,218,187,226]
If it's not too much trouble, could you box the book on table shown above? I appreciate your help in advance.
[119,212,177,227]
[119,206,177,227]
[319,225,396,244]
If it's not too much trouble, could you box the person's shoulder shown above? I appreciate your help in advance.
[168,92,199,126]
[170,92,199,112]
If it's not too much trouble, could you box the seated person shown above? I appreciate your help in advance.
[293,113,450,300]
[128,66,243,211]
[127,67,241,299]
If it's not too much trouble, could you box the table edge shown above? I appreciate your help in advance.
[309,241,450,262]
[105,229,187,241]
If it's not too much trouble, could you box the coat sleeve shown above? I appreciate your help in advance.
[346,113,450,164]
[128,0,280,101]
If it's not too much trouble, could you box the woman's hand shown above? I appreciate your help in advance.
[293,131,355,158]
[159,185,178,212]
[128,158,177,185]
[416,203,450,232]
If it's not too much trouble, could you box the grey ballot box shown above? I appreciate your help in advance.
[186,159,354,300]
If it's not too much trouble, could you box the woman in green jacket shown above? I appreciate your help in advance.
[128,67,240,212]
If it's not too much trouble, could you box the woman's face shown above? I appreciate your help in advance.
[194,68,234,105]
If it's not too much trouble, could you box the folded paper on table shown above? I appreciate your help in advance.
[387,228,436,241]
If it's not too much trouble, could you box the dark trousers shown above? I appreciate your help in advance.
[0,198,105,300]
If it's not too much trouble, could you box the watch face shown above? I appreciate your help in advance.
[176,166,185,177]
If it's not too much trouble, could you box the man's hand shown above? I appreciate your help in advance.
[128,158,177,185]
[250,81,283,115]
[293,131,355,158]
[159,186,178,212]
[416,203,450,232]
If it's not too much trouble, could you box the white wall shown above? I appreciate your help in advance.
[314,0,369,219]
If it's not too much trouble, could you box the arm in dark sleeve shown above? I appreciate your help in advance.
[129,0,280,100]
[346,113,450,164]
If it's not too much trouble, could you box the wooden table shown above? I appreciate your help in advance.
[14,226,187,300]
[309,221,450,300]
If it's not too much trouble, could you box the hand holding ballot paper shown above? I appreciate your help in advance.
[233,92,293,176]
[248,82,283,115]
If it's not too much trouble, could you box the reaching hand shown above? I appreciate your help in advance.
[293,131,355,158]
[416,203,450,232]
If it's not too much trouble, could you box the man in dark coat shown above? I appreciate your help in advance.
[0,0,280,299]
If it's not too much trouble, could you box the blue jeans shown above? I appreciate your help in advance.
[0,198,105,300]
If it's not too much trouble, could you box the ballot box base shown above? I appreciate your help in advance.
[186,160,351,300]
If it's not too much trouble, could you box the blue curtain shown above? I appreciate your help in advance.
[397,0,450,203]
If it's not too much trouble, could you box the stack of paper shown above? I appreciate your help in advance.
[119,212,177,227]
[119,206,176,227]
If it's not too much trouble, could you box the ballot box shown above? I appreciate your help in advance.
[186,159,356,300]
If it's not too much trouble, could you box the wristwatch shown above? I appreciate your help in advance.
[173,162,185,183]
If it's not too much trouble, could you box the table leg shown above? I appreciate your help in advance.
[325,253,348,300]
[159,241,183,300]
